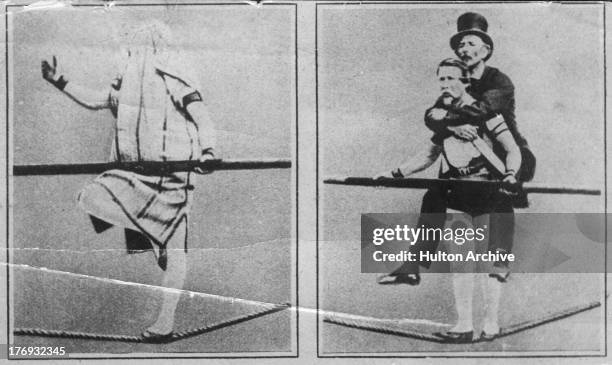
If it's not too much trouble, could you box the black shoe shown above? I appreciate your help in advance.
[141,329,174,344]
[434,330,474,344]
[479,330,500,342]
[489,264,510,283]
[377,273,420,286]
[489,272,510,283]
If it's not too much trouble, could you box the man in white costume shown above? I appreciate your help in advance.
[376,58,521,343]
[41,20,216,342]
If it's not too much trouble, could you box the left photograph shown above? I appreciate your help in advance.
[6,2,296,357]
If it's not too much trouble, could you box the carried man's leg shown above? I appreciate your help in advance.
[378,188,447,285]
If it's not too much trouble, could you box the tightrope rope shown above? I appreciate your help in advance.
[14,302,290,344]
[324,299,600,343]
[499,300,600,337]
[323,316,445,342]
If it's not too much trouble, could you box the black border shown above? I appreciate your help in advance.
[604,0,608,356]
[5,1,299,360]
[4,5,9,362]
[315,1,608,358]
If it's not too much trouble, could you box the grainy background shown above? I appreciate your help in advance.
[2,0,610,362]
[9,3,296,355]
[318,3,606,355]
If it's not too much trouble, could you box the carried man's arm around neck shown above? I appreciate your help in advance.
[426,93,479,142]
[450,71,514,122]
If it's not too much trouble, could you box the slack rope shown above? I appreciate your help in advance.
[13,158,291,176]
[324,177,601,196]
[14,302,290,344]
[323,299,601,343]
[323,316,445,342]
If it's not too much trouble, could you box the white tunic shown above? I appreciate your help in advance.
[79,54,203,250]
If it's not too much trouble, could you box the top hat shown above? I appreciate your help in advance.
[450,12,494,61]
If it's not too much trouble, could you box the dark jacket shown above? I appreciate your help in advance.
[426,66,527,147]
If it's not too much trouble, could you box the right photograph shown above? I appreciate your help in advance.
[317,3,605,356]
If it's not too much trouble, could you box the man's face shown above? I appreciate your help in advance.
[438,66,467,100]
[455,34,490,67]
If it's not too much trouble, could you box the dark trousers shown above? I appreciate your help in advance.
[392,188,514,275]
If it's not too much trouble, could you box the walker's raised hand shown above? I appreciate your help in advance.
[41,56,56,81]
[41,56,67,90]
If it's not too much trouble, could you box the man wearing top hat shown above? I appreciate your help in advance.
[378,12,534,286]
[429,12,529,149]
